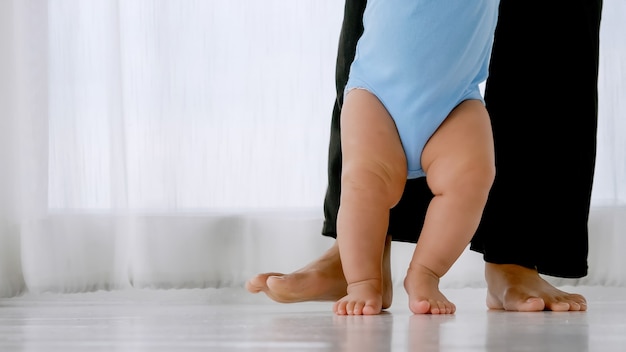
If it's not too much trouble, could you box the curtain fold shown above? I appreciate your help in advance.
[0,0,625,298]
[0,0,49,297]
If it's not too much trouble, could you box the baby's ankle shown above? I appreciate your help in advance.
[406,263,441,282]
[346,278,383,293]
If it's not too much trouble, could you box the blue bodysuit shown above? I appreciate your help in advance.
[345,0,500,179]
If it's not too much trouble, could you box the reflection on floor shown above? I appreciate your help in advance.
[0,286,624,351]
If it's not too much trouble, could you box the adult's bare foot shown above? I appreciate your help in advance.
[485,263,587,312]
[245,242,347,303]
[245,237,393,308]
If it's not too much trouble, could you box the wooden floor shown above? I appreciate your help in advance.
[0,286,624,351]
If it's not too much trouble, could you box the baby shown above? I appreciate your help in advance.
[334,0,499,315]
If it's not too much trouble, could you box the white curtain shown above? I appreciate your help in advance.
[0,0,624,298]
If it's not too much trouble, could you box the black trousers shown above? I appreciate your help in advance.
[321,0,602,278]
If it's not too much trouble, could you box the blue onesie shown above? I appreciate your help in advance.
[345,0,500,179]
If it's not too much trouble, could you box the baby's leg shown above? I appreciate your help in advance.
[334,89,407,315]
[405,99,495,314]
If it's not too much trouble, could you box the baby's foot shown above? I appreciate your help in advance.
[333,279,384,315]
[404,265,455,314]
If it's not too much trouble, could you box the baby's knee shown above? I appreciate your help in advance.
[429,160,494,202]
[454,162,495,201]
[341,160,407,208]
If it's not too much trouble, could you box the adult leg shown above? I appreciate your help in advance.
[469,0,603,311]
[246,0,397,308]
